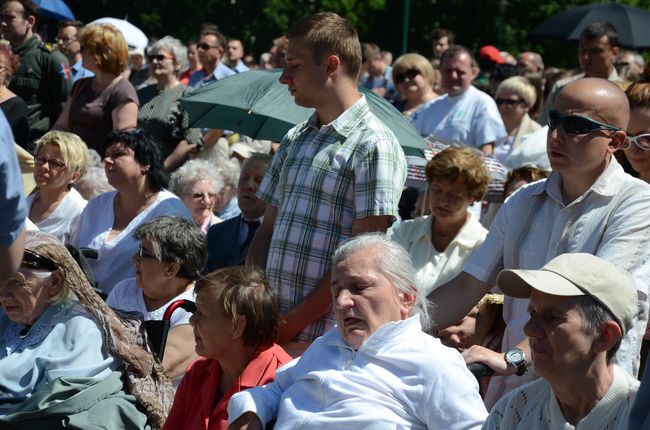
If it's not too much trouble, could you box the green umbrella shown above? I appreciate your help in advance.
[180,69,427,157]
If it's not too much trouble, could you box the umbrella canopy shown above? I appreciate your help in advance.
[34,0,74,21]
[88,17,148,49]
[181,69,427,157]
[530,2,650,48]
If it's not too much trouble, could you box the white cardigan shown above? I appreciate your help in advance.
[483,365,639,429]
[228,315,487,429]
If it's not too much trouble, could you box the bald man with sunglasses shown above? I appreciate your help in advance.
[429,77,650,408]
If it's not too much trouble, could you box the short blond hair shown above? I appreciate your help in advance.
[392,53,436,86]
[495,76,537,108]
[79,24,129,74]
[35,131,89,181]
[425,147,488,202]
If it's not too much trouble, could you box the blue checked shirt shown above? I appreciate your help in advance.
[257,95,407,341]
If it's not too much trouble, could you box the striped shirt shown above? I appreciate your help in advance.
[258,95,407,341]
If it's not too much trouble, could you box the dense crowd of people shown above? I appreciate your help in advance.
[2,0,650,428]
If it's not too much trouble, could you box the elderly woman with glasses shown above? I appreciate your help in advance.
[53,24,139,153]
[70,129,191,295]
[391,53,439,117]
[169,159,224,233]
[137,36,203,170]
[0,231,173,427]
[26,131,89,243]
[623,70,650,183]
[493,76,541,163]
[107,216,205,386]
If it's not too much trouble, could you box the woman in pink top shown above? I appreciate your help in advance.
[163,267,292,430]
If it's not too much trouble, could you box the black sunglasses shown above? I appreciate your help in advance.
[197,42,219,50]
[495,98,524,107]
[148,54,172,62]
[548,110,622,135]
[22,249,57,271]
[395,68,420,84]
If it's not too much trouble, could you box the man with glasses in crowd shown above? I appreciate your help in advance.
[429,77,650,409]
[56,20,93,82]
[189,28,235,89]
[411,45,506,155]
[0,0,72,141]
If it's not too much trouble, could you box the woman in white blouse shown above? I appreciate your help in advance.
[388,147,489,296]
[27,131,89,243]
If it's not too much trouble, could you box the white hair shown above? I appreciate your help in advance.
[150,36,188,75]
[169,159,225,197]
[332,233,432,332]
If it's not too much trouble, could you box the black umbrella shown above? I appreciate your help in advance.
[529,2,650,48]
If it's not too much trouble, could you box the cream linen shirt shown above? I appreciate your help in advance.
[464,157,650,408]
[388,212,487,296]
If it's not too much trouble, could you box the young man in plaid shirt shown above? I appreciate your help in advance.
[248,12,406,347]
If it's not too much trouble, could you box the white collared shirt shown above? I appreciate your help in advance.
[387,212,487,296]
[465,157,650,407]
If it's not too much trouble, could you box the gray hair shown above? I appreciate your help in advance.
[574,295,622,363]
[215,157,241,187]
[332,233,432,332]
[150,36,188,75]
[169,159,225,197]
[133,216,207,280]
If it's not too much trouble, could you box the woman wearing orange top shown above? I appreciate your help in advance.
[163,267,291,430]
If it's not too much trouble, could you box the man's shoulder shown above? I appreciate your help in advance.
[208,215,240,235]
[553,73,583,91]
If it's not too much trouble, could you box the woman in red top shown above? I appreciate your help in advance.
[163,266,292,430]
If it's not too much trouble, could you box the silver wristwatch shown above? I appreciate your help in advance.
[505,348,527,376]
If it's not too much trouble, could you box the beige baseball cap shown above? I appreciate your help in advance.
[497,253,637,335]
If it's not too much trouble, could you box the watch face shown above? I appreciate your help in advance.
[507,350,523,362]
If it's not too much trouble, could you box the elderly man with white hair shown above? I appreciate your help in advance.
[228,233,487,430]
[484,253,640,429]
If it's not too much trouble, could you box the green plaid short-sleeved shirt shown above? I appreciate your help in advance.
[257,95,407,341]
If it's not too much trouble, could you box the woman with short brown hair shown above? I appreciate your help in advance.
[388,147,489,296]
[53,23,138,152]
[163,266,291,430]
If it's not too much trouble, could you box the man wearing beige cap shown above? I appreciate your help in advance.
[483,253,640,429]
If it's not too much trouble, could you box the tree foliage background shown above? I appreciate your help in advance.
[59,0,650,68]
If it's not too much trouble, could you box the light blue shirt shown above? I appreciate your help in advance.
[0,300,116,414]
[71,59,94,82]
[218,197,241,221]
[0,111,25,247]
[189,62,236,90]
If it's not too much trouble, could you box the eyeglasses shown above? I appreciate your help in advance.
[191,192,218,202]
[623,133,650,151]
[35,157,66,170]
[548,110,622,135]
[495,98,524,107]
[395,68,420,84]
[137,246,158,261]
[148,54,173,63]
[22,249,57,271]
[197,43,219,51]
[57,36,76,44]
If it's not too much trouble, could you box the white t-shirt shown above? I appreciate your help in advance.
[107,277,195,327]
[69,190,191,294]
[26,188,87,243]
[411,85,507,149]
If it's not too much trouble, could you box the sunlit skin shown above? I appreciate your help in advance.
[0,267,62,326]
[496,90,529,135]
[279,39,329,109]
[331,247,415,350]
[189,287,236,359]
[440,52,478,97]
[625,108,650,183]
[438,307,478,351]
[33,144,70,190]
[182,179,218,227]
[0,1,33,46]
[103,143,148,190]
[237,158,268,219]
